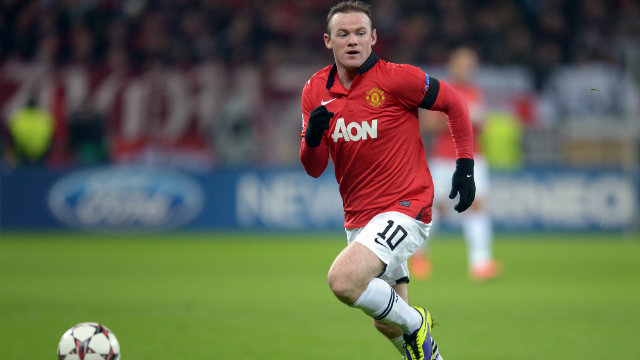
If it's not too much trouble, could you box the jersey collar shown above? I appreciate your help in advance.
[326,52,380,90]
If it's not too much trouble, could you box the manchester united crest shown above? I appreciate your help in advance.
[366,87,385,108]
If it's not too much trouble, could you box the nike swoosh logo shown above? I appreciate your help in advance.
[374,238,387,247]
[321,98,337,106]
[466,175,473,178]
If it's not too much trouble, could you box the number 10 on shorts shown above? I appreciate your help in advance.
[376,220,408,251]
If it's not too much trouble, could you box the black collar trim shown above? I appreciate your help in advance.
[326,53,380,90]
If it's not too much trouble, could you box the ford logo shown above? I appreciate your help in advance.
[48,167,204,230]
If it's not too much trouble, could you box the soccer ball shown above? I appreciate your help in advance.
[57,322,121,360]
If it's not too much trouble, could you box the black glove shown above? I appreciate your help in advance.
[304,105,334,147]
[449,158,476,213]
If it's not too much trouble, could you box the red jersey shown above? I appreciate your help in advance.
[299,54,473,228]
[431,82,484,159]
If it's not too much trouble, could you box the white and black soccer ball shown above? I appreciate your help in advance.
[57,322,121,360]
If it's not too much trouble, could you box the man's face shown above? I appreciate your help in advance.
[449,49,478,83]
[324,12,376,71]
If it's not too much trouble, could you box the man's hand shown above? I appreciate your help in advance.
[449,158,476,212]
[304,105,334,147]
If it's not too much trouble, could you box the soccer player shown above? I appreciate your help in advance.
[411,47,500,281]
[299,2,475,359]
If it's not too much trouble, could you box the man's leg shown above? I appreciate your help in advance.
[373,282,408,354]
[333,212,438,360]
[463,199,500,280]
[374,282,444,359]
[327,242,423,334]
[463,200,492,265]
[462,158,500,281]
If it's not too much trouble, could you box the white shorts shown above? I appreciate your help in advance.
[345,211,431,285]
[430,155,489,202]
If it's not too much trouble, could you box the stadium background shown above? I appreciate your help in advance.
[0,0,639,359]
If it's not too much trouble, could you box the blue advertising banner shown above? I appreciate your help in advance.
[488,169,637,230]
[0,166,637,231]
[0,166,344,231]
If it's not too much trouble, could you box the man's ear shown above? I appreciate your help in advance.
[324,33,332,49]
[371,28,377,46]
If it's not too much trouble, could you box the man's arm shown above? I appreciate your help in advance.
[299,139,329,178]
[299,87,332,178]
[420,78,473,158]
[420,78,476,212]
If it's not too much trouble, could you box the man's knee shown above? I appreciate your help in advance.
[327,242,386,304]
[327,266,361,304]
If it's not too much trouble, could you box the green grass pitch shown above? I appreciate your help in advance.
[1,231,639,359]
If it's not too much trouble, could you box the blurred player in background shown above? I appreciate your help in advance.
[411,47,500,281]
[299,2,476,359]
